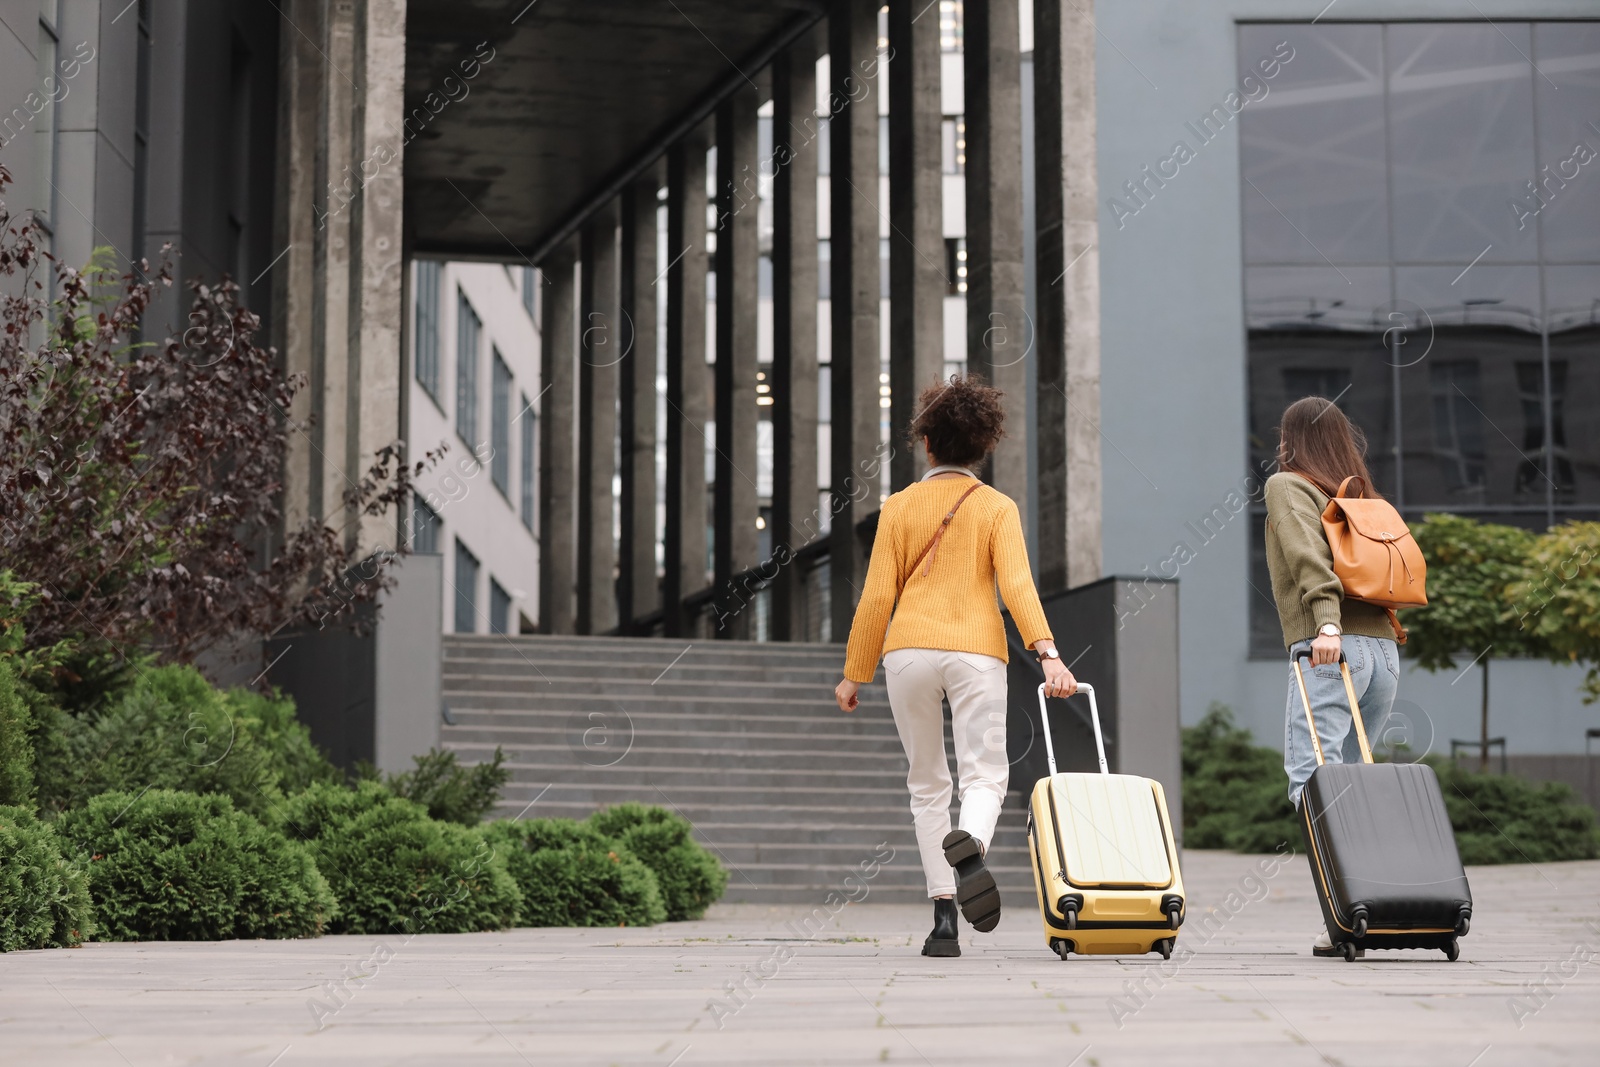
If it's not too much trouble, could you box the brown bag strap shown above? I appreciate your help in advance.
[1336,475,1367,499]
[1385,607,1408,645]
[906,483,982,583]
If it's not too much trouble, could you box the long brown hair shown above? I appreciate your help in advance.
[1277,396,1379,498]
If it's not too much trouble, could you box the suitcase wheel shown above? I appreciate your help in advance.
[1157,939,1172,960]
[1167,907,1181,931]
[1444,939,1460,962]
[1341,941,1357,963]
[1456,915,1470,937]
[1351,911,1368,939]
[1051,938,1072,960]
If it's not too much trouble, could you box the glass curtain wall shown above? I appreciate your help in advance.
[1239,21,1600,653]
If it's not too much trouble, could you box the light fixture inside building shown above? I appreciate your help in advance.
[755,515,766,529]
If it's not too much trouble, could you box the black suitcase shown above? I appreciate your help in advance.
[1293,649,1473,961]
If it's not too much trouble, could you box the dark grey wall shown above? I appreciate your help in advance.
[1005,575,1183,840]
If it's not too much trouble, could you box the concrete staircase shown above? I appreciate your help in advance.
[440,634,1039,906]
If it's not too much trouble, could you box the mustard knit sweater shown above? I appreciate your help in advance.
[843,476,1054,683]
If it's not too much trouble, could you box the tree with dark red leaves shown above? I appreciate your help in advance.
[0,161,440,669]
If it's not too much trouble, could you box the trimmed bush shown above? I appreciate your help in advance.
[270,781,521,935]
[483,818,666,928]
[587,803,728,921]
[1182,704,1299,853]
[38,665,334,817]
[0,659,35,807]
[1433,759,1600,864]
[382,747,509,826]
[56,789,335,941]
[0,805,94,951]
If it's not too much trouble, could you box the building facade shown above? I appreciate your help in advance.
[406,260,543,637]
[1089,2,1600,765]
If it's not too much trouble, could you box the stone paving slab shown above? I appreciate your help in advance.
[2,850,1596,1066]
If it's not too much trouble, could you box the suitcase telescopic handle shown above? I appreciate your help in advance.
[1036,682,1108,777]
[1291,649,1374,766]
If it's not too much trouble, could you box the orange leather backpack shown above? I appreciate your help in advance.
[1314,475,1427,642]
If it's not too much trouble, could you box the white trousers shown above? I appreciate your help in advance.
[882,648,1010,897]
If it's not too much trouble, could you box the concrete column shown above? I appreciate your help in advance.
[964,0,1029,511]
[346,0,407,552]
[713,88,762,639]
[273,0,323,536]
[1033,0,1102,593]
[273,0,405,553]
[309,0,357,531]
[539,241,579,634]
[618,174,661,629]
[887,0,945,491]
[770,36,820,642]
[664,131,710,637]
[577,206,620,635]
[828,0,885,640]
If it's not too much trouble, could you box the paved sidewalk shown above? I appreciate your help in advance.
[2,851,1596,1066]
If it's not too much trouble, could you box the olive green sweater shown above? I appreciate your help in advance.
[1262,472,1394,649]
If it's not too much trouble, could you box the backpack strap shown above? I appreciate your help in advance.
[1336,475,1368,499]
[906,483,983,582]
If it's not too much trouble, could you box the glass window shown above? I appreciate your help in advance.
[1239,21,1600,654]
[456,290,481,449]
[1533,24,1600,263]
[411,495,441,555]
[489,579,511,636]
[521,266,537,318]
[1238,24,1388,264]
[941,117,966,176]
[414,261,441,399]
[491,349,511,494]
[1386,23,1539,264]
[453,539,479,634]
[520,392,536,530]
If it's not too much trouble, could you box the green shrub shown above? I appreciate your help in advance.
[1432,758,1600,864]
[56,789,335,941]
[36,665,334,817]
[483,818,666,927]
[381,747,510,826]
[270,781,521,935]
[0,805,93,951]
[224,686,341,795]
[0,660,35,808]
[1182,704,1298,853]
[587,803,728,921]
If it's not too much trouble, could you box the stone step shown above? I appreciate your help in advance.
[441,723,911,752]
[444,738,920,766]
[439,691,891,717]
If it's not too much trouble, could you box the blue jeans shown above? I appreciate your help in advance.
[1283,634,1399,809]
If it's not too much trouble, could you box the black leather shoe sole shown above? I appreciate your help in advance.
[922,937,961,957]
[942,830,1001,933]
[1312,943,1365,958]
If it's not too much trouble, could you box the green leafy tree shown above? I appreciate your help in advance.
[1405,514,1543,771]
[1510,521,1600,703]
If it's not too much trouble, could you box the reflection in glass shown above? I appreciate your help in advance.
[1387,23,1538,263]
[1545,267,1600,506]
[1244,267,1395,489]
[1532,24,1600,263]
[1238,24,1388,264]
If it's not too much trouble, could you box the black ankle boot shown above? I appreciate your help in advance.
[922,897,960,957]
[942,829,1002,933]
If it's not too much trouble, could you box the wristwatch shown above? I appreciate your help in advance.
[1038,647,1061,663]
[1318,623,1342,638]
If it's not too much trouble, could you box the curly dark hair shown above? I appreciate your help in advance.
[907,374,1006,468]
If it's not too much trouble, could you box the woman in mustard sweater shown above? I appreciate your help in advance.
[834,376,1074,957]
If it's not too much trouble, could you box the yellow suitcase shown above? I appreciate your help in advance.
[1027,682,1186,959]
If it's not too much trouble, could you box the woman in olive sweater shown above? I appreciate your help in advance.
[1264,396,1399,956]
[834,376,1075,958]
